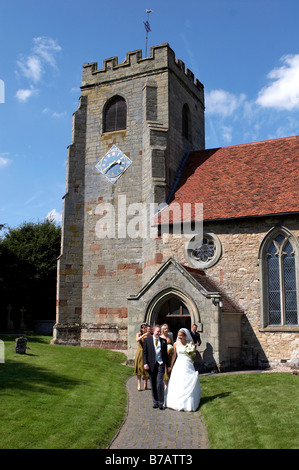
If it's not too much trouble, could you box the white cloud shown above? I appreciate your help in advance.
[46,209,62,224]
[16,36,61,102]
[205,54,299,148]
[205,89,247,117]
[0,155,12,168]
[256,54,299,110]
[42,107,66,118]
[52,111,67,118]
[17,55,43,83]
[32,36,61,70]
[24,192,42,206]
[70,86,80,93]
[16,87,38,102]
[220,125,233,143]
[0,79,5,103]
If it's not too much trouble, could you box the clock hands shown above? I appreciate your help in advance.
[103,158,123,173]
[96,146,132,183]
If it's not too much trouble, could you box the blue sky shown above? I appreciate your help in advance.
[1,0,299,229]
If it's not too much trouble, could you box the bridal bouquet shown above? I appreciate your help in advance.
[167,344,173,356]
[184,343,196,360]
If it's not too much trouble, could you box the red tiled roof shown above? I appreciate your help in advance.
[182,265,244,313]
[158,135,299,223]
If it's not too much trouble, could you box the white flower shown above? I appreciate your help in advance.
[184,343,196,359]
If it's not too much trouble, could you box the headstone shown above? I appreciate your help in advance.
[15,337,28,354]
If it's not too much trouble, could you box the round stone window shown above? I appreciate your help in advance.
[185,233,222,269]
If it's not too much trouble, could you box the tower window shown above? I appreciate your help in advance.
[103,95,127,133]
[182,103,191,141]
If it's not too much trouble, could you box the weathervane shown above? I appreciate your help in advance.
[144,9,153,57]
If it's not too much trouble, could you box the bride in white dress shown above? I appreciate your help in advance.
[165,328,201,411]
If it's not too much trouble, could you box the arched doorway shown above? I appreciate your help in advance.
[145,289,199,341]
[156,296,191,341]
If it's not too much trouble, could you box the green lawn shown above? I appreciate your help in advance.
[0,335,298,449]
[0,335,133,449]
[199,372,299,449]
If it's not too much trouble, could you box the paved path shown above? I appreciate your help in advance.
[108,376,209,449]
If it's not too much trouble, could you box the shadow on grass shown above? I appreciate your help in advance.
[0,359,85,394]
[0,334,51,345]
[200,392,231,406]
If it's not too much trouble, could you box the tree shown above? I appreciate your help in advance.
[0,219,61,330]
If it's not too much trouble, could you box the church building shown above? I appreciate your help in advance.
[53,43,299,371]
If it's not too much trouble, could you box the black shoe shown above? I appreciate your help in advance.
[153,404,159,408]
[159,405,164,410]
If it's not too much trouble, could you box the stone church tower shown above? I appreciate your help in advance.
[53,44,205,353]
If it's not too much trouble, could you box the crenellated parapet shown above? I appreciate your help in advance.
[82,43,204,102]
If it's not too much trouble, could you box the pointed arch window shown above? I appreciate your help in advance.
[103,95,127,133]
[260,228,299,328]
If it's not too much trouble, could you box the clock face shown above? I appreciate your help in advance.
[96,145,132,184]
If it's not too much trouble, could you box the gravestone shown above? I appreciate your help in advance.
[15,337,28,354]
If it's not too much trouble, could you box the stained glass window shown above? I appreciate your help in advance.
[186,233,222,269]
[283,241,298,324]
[267,241,281,325]
[191,238,215,263]
[266,234,298,326]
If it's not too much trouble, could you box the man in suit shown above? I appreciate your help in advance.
[143,324,171,410]
[190,323,201,347]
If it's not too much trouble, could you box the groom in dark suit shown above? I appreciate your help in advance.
[143,325,171,410]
